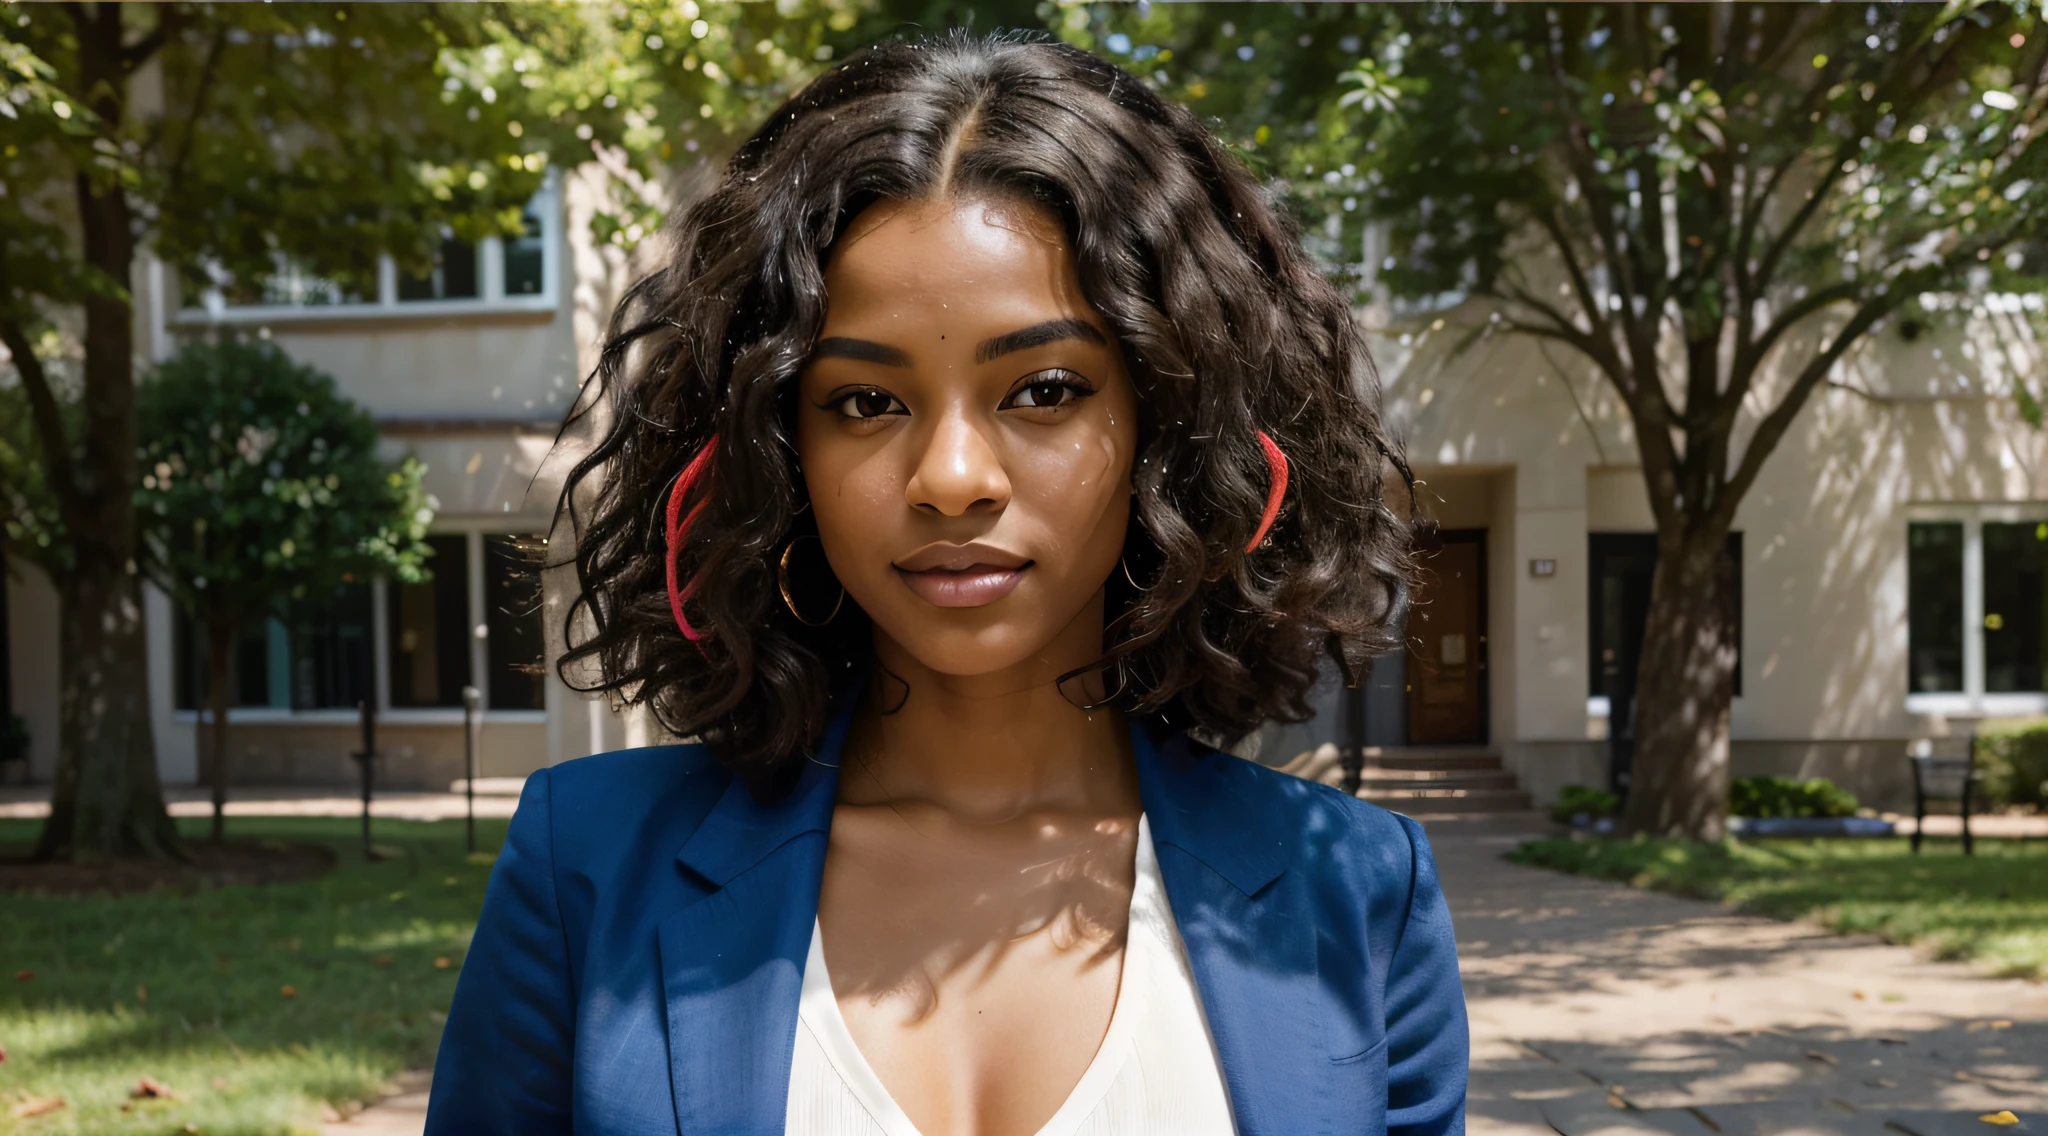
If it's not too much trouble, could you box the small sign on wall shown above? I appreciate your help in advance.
[1529,558,1557,578]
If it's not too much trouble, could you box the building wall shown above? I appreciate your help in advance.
[1373,296,2045,812]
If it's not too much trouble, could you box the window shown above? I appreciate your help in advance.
[1983,522,2048,693]
[172,613,278,710]
[1905,509,2048,709]
[505,211,547,297]
[397,230,481,302]
[387,534,473,708]
[484,534,547,710]
[1907,522,1965,693]
[1588,532,1743,702]
[174,175,559,324]
[291,582,375,710]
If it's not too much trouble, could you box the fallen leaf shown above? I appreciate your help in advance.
[135,984,148,1004]
[10,1095,66,1118]
[1978,1112,2020,1127]
[433,956,452,969]
[1606,1094,1627,1110]
[371,954,394,968]
[1852,990,1867,1000]
[120,1101,134,1112]
[210,1076,227,1091]
[12,970,30,981]
[1806,1049,1839,1065]
[132,1076,176,1100]
[279,985,298,999]
[1867,1078,1897,1089]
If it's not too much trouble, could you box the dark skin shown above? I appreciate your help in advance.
[794,195,1145,1136]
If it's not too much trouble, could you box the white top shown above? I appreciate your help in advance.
[783,814,1238,1136]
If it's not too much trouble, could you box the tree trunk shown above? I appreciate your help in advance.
[32,3,180,862]
[1622,532,1738,840]
[205,618,235,845]
[34,563,181,861]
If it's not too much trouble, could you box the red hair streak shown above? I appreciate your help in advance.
[1247,429,1289,553]
[664,435,720,646]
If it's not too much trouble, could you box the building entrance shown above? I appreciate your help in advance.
[1406,529,1488,745]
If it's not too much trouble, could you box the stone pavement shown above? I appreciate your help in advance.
[1428,813,2047,1136]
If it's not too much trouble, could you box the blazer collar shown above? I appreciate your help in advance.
[672,695,853,890]
[658,695,1320,1136]
[1128,718,1296,896]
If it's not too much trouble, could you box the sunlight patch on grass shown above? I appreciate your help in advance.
[0,815,505,1134]
[1508,835,2048,980]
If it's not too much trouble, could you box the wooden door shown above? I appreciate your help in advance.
[1406,533,1487,745]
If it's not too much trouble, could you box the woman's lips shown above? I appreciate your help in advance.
[895,564,1029,608]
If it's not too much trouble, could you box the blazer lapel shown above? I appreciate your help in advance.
[656,702,854,1136]
[1132,721,1331,1136]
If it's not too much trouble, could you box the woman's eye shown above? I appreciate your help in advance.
[1005,372,1092,410]
[832,390,906,420]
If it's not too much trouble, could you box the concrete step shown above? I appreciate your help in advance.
[1357,771,1520,792]
[1358,787,1535,814]
[1363,750,1503,772]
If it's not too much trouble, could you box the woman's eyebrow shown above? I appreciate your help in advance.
[975,318,1106,364]
[812,337,913,367]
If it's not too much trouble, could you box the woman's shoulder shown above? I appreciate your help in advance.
[1165,732,1436,890]
[514,741,733,876]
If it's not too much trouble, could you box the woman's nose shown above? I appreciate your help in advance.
[904,408,1011,517]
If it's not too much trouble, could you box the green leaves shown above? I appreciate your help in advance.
[134,338,436,628]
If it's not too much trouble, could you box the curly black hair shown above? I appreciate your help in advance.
[552,30,1417,797]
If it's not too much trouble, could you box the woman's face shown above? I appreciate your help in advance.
[794,196,1139,681]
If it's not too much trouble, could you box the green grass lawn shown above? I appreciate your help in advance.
[1508,834,2048,980]
[0,815,504,1135]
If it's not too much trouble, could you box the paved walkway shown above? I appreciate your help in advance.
[148,803,2028,1135]
[1433,814,2046,1136]
[0,781,527,822]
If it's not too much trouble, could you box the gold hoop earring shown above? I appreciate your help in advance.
[778,537,845,627]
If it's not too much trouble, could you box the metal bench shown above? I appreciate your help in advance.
[1906,734,1978,855]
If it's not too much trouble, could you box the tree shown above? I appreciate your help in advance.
[136,338,434,843]
[1092,1,2046,838]
[0,0,862,860]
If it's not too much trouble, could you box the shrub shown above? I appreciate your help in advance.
[1730,775,1858,819]
[1550,783,1620,825]
[1976,719,2048,811]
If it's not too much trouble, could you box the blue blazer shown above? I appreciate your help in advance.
[425,698,1469,1136]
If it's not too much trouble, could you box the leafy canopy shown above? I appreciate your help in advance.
[135,338,434,629]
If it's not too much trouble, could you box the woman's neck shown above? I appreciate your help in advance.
[838,591,1139,822]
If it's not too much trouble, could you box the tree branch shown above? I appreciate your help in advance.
[1717,293,1898,526]
[0,316,78,514]
[165,22,228,202]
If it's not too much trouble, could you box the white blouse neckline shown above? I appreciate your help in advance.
[794,815,1157,1136]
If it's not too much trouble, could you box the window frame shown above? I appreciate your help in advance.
[1903,503,2048,717]
[170,521,553,727]
[166,172,560,328]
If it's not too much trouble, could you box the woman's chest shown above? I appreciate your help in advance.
[809,807,1141,1135]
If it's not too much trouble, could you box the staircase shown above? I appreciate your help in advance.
[1277,744,1534,815]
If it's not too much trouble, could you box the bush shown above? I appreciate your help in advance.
[1977,719,2048,811]
[1730,775,1858,819]
[1550,783,1620,825]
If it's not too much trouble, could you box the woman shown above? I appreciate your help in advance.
[426,30,1466,1136]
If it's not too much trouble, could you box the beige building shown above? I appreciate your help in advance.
[5,189,2039,810]
[1267,286,2045,813]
